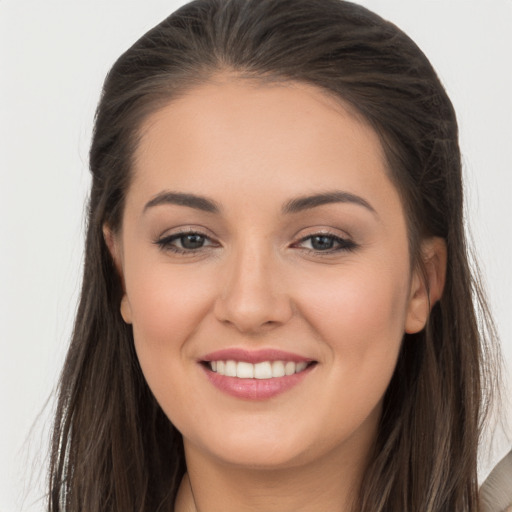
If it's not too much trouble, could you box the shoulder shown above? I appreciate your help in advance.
[479,449,512,512]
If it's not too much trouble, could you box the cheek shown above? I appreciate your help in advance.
[126,261,214,347]
[294,261,409,399]
[297,260,410,339]
[124,260,216,406]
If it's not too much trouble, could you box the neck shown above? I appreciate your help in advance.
[174,438,372,512]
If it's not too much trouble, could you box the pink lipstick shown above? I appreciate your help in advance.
[199,348,316,400]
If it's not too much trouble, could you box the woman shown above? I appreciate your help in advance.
[47,0,508,510]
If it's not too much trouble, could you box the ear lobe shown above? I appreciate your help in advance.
[120,294,133,324]
[405,237,447,334]
[103,224,133,324]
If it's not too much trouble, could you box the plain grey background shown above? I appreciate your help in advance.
[1,1,511,510]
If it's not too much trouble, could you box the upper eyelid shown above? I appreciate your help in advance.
[291,229,358,253]
[296,232,347,242]
[158,231,217,245]
[294,233,354,247]
[154,231,219,256]
[153,228,218,250]
[157,226,217,240]
[293,228,353,243]
[154,227,355,246]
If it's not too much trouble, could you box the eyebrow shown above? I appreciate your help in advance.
[143,189,376,217]
[282,191,377,216]
[144,191,221,214]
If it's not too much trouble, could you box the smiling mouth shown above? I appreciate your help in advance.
[203,360,316,379]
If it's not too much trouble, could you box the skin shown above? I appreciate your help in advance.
[106,77,446,512]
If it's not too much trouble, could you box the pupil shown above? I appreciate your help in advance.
[311,235,334,250]
[182,234,204,249]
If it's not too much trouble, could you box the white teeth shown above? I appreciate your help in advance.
[236,361,254,378]
[225,360,237,377]
[284,361,295,376]
[208,360,311,379]
[272,361,285,377]
[296,362,307,373]
[254,361,272,379]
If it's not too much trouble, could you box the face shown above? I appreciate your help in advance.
[109,78,433,471]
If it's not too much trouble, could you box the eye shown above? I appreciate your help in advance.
[295,233,356,253]
[175,233,208,250]
[155,230,218,254]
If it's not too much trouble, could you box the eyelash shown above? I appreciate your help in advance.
[293,233,357,254]
[154,230,218,255]
[154,230,357,255]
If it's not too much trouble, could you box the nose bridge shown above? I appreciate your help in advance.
[214,236,292,332]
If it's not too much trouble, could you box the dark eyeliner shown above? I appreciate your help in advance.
[295,233,357,254]
[153,230,216,255]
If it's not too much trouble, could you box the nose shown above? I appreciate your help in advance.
[213,243,294,334]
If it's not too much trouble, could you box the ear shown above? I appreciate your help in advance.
[103,224,133,324]
[405,237,447,334]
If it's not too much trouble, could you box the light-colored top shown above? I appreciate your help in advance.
[479,449,512,512]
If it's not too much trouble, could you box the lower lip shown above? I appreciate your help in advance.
[202,364,315,400]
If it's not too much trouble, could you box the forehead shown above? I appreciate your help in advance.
[128,78,403,225]
[136,77,380,161]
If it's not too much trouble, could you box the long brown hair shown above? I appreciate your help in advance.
[48,1,500,510]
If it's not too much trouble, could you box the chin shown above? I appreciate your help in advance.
[184,420,335,471]
[209,442,311,470]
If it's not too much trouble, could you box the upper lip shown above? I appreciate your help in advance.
[200,348,314,364]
